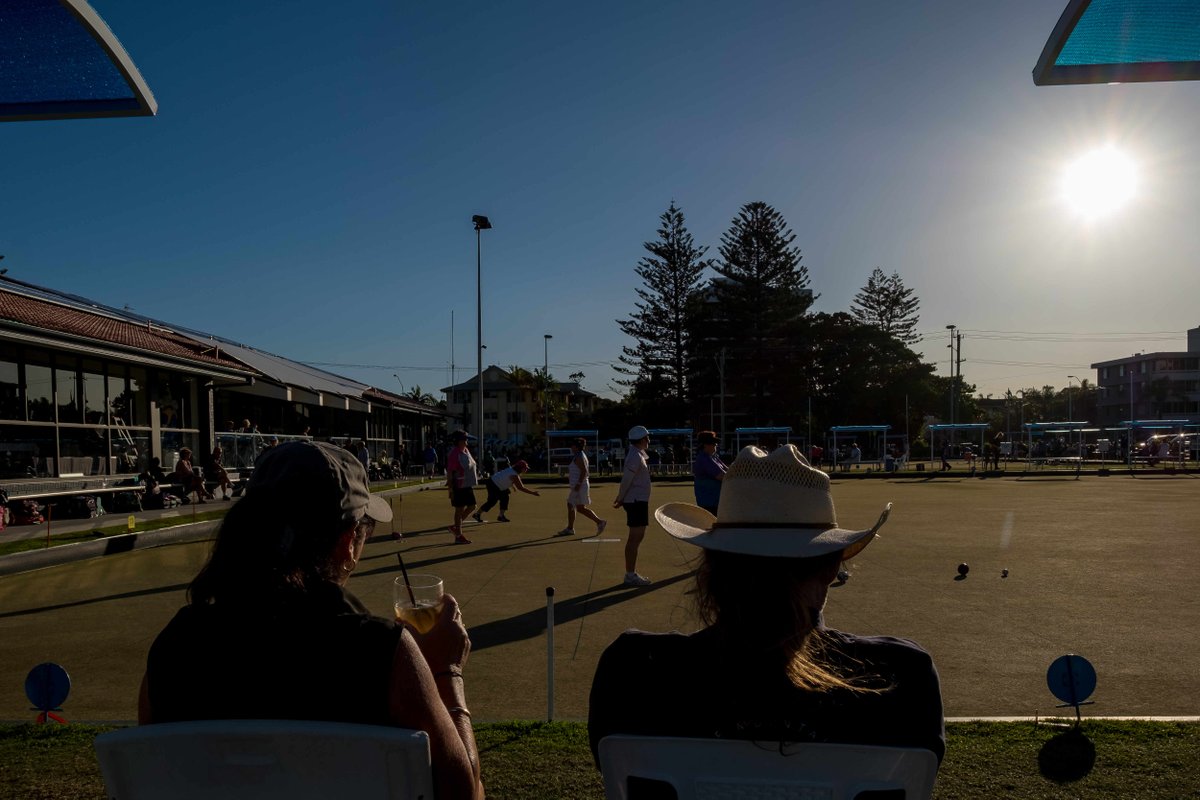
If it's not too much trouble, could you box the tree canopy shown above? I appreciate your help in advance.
[850,268,921,345]
[616,202,710,414]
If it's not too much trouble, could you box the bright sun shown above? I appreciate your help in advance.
[1061,147,1138,219]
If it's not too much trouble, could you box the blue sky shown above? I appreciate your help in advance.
[3,1,1199,403]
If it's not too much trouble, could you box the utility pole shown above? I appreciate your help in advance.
[946,325,957,443]
[716,347,727,453]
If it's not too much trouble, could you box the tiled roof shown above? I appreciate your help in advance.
[0,288,248,371]
[362,386,452,415]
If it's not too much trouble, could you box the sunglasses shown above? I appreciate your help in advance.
[355,516,377,538]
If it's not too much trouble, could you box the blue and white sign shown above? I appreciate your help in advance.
[25,662,71,711]
[1047,654,1096,707]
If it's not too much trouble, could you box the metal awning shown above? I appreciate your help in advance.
[1034,0,1200,85]
[1,0,157,121]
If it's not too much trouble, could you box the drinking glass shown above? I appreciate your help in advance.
[393,574,444,634]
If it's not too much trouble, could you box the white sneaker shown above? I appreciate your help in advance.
[596,519,608,535]
[623,572,652,586]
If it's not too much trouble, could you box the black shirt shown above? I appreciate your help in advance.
[588,626,945,766]
[146,583,402,726]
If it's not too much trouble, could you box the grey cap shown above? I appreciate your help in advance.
[247,440,392,523]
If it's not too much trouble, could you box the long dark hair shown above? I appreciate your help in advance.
[188,491,357,606]
[695,549,883,693]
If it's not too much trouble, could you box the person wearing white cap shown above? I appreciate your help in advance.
[139,440,484,799]
[588,444,944,767]
[612,424,653,585]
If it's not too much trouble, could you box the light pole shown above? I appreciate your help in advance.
[543,333,552,469]
[946,324,957,444]
[1067,375,1079,422]
[472,215,491,454]
[1017,390,1027,464]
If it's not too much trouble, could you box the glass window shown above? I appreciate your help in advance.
[128,366,149,426]
[0,350,20,421]
[156,370,197,430]
[117,429,150,475]
[82,358,106,424]
[160,432,199,469]
[26,350,54,422]
[0,424,56,478]
[55,354,81,423]
[107,365,128,425]
[59,426,110,476]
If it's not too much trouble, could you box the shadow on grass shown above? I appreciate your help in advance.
[356,527,591,576]
[0,582,190,621]
[467,571,696,652]
[1038,728,1096,783]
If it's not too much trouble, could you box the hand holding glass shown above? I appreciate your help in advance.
[394,574,444,634]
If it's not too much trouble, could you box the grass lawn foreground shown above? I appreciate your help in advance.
[1,719,1197,799]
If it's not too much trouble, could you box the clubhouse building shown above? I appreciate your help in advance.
[0,276,449,481]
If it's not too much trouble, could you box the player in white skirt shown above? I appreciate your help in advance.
[559,437,607,536]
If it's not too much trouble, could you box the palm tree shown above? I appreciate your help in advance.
[405,385,439,407]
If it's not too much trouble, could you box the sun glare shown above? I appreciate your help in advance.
[1061,147,1138,219]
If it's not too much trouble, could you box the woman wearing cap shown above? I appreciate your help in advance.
[472,459,539,523]
[446,430,478,544]
[559,437,607,537]
[589,444,944,766]
[139,440,483,799]
[613,425,652,586]
[692,430,727,515]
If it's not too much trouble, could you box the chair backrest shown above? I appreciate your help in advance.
[598,735,937,800]
[94,720,434,800]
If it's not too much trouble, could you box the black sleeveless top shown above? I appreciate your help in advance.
[146,582,403,725]
[588,626,945,766]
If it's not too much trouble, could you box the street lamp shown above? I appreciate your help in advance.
[472,214,491,454]
[392,373,405,395]
[543,333,552,469]
[1067,375,1079,421]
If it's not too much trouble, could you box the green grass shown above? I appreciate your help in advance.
[2,720,1196,799]
[0,509,229,558]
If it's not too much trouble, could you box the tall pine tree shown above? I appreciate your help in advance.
[850,268,921,345]
[702,201,814,424]
[616,202,711,408]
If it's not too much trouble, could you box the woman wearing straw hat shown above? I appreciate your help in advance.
[588,444,944,765]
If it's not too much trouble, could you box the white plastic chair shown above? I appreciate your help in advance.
[94,719,434,800]
[599,735,937,800]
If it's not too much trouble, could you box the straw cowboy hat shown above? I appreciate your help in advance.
[655,444,890,559]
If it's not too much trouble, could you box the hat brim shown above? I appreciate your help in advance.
[366,493,394,523]
[654,502,891,559]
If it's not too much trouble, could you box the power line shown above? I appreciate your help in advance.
[914,327,1180,344]
[301,358,619,372]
